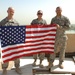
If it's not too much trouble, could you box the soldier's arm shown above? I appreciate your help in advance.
[31,20,35,25]
[51,18,54,24]
[63,17,71,30]
[44,20,47,25]
[14,20,19,26]
[0,18,8,26]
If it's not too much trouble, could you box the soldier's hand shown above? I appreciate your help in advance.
[57,24,60,29]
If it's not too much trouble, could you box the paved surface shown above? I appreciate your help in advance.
[35,74,72,75]
[51,58,75,73]
[73,56,75,63]
[0,57,75,75]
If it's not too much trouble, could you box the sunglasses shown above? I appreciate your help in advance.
[37,13,43,15]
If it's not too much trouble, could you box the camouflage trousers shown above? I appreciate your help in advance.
[33,53,45,60]
[47,36,67,63]
[2,58,20,69]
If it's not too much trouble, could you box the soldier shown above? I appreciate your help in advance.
[47,6,70,69]
[31,10,47,68]
[0,7,22,75]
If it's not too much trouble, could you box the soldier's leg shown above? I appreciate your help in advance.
[46,53,56,69]
[32,54,38,66]
[47,40,59,68]
[2,62,9,75]
[46,53,50,65]
[14,58,22,74]
[39,53,45,68]
[59,37,67,69]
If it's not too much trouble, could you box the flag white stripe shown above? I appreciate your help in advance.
[26,31,56,36]
[1,25,57,62]
[3,49,54,61]
[25,40,55,45]
[26,27,57,31]
[26,36,55,41]
[2,44,54,56]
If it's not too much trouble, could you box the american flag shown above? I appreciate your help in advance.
[0,24,57,63]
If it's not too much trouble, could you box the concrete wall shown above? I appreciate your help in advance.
[53,34,75,53]
[66,34,75,53]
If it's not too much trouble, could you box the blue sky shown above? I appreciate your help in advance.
[0,0,75,25]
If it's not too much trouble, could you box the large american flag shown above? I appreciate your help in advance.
[0,24,57,63]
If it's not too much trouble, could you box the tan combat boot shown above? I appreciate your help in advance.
[47,61,53,69]
[2,69,7,75]
[39,64,44,68]
[15,68,22,74]
[32,62,36,66]
[32,59,37,66]
[39,59,44,68]
[48,62,54,72]
[59,62,64,69]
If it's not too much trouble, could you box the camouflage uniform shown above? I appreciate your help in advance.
[31,18,47,66]
[48,15,70,66]
[31,18,47,25]
[0,17,20,69]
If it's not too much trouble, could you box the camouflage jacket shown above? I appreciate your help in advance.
[31,18,47,25]
[51,15,70,38]
[0,17,19,26]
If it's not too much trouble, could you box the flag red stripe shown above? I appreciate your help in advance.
[25,38,55,43]
[2,42,54,52]
[3,51,54,62]
[26,24,56,28]
[2,47,54,58]
[26,34,56,38]
[26,29,57,34]
[1,24,57,63]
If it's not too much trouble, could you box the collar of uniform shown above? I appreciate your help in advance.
[55,15,64,19]
[5,17,14,23]
[37,18,43,21]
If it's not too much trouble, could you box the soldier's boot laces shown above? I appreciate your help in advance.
[15,68,22,74]
[2,69,7,75]
[59,62,64,69]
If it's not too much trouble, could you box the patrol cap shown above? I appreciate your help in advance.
[37,10,43,14]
